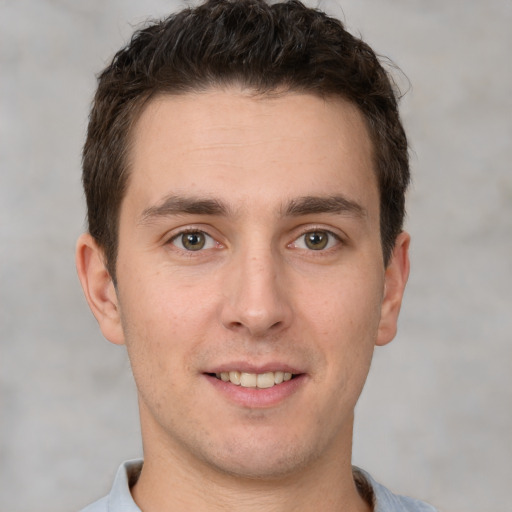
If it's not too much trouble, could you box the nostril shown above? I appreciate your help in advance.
[220,297,292,336]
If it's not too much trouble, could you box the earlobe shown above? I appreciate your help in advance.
[376,231,410,347]
[75,233,125,345]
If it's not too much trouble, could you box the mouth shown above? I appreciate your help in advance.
[209,371,296,389]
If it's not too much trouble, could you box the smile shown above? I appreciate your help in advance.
[214,371,293,389]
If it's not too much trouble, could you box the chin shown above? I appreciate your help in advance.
[201,435,318,481]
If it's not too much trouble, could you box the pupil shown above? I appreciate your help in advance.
[306,232,327,250]
[183,232,205,250]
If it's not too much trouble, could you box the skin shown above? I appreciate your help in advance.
[77,89,410,512]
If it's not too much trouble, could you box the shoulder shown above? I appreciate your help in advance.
[354,467,439,512]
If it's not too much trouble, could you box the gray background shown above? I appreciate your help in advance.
[1,1,511,511]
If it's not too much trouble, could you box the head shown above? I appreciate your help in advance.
[82,0,409,283]
[77,0,411,490]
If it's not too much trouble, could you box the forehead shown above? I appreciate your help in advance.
[125,88,377,217]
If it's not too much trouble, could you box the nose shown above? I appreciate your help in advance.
[220,247,293,338]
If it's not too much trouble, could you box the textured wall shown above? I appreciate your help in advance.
[1,1,511,511]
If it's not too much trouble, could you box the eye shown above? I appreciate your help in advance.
[292,230,339,251]
[170,231,216,251]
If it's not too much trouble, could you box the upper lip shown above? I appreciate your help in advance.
[206,361,304,375]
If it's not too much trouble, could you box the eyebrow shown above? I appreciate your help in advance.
[139,195,230,224]
[139,193,366,225]
[283,195,367,219]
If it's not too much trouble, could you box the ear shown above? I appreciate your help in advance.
[75,233,125,345]
[376,231,410,347]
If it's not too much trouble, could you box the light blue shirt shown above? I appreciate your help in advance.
[80,459,438,512]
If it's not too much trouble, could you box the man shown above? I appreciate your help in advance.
[76,1,437,510]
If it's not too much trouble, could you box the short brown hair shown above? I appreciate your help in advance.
[83,0,409,281]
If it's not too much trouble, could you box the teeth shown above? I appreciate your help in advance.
[256,372,275,389]
[240,372,257,387]
[229,371,241,385]
[216,370,295,388]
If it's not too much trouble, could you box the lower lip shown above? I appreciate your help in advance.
[205,374,305,408]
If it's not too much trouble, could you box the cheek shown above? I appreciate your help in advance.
[301,270,383,380]
[117,292,191,419]
[120,263,215,326]
[304,269,383,338]
[117,268,219,374]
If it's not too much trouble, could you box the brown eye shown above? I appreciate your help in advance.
[304,231,329,250]
[172,231,215,251]
[290,230,339,251]
[182,232,205,250]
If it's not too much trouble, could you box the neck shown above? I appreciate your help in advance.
[132,414,371,512]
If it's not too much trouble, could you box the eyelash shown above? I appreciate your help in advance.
[167,227,343,253]
[169,228,219,252]
[289,229,342,252]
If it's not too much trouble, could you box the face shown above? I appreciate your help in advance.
[78,89,409,480]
